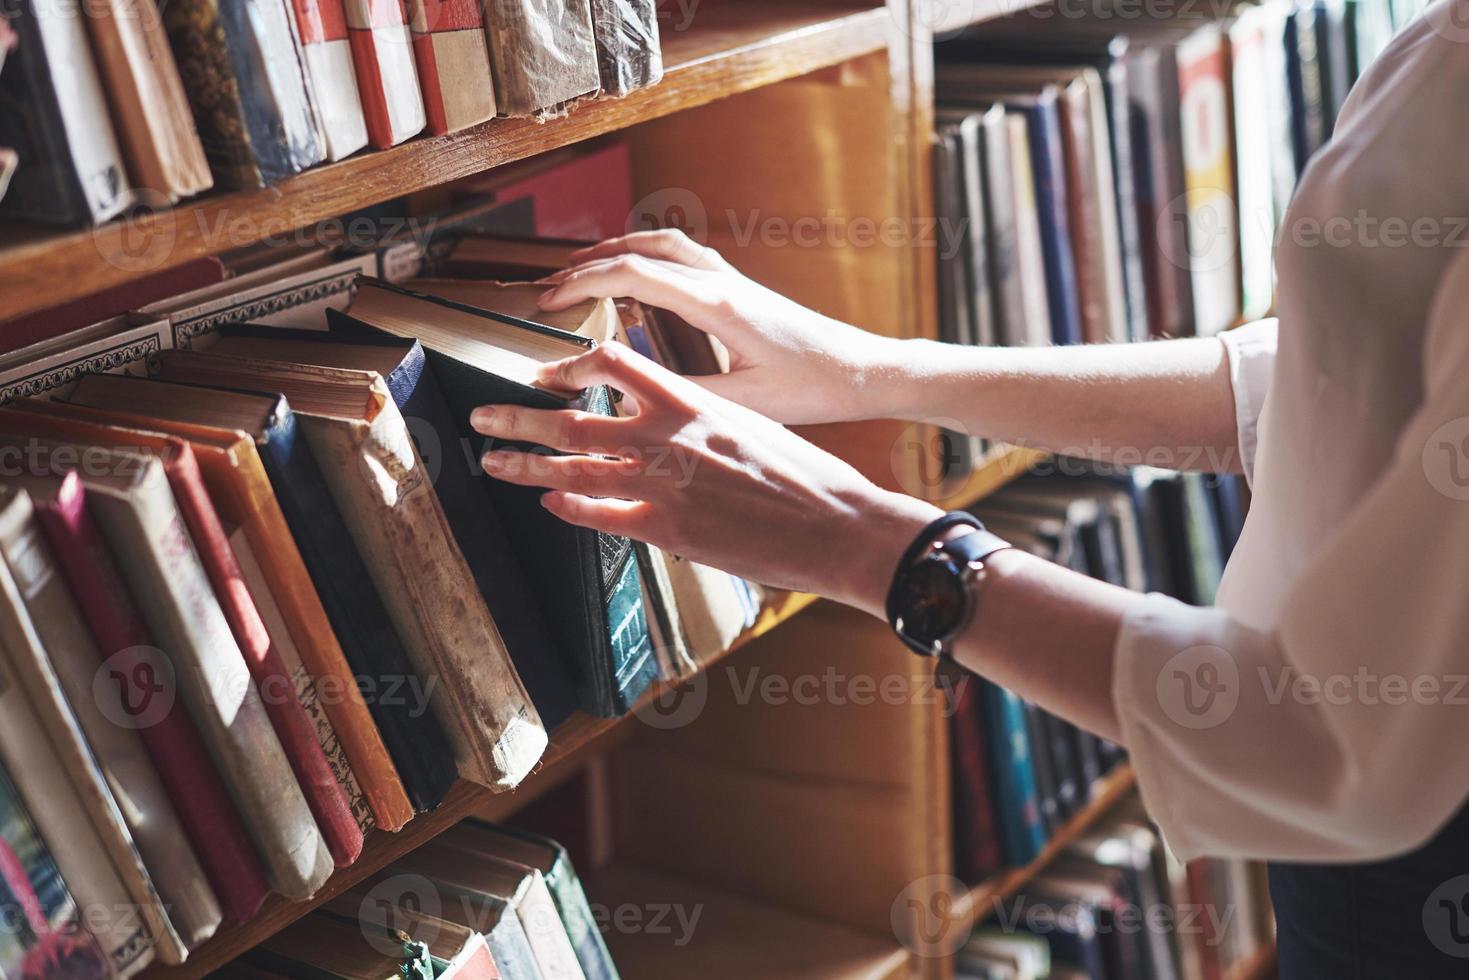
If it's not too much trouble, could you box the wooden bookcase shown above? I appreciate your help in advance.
[0,1,1187,977]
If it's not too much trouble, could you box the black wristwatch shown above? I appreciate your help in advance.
[886,512,1011,658]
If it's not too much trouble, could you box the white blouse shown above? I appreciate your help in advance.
[1112,1,1469,862]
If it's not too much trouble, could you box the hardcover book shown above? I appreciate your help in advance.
[200,325,579,728]
[63,374,459,813]
[152,349,549,790]
[20,398,409,833]
[0,487,222,960]
[0,315,171,403]
[162,0,326,187]
[287,0,371,160]
[83,0,213,202]
[336,279,657,718]
[588,0,663,97]
[408,0,498,134]
[1,461,271,924]
[346,0,427,147]
[481,0,601,116]
[0,0,132,225]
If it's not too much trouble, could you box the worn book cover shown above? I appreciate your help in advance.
[0,315,171,403]
[153,350,549,790]
[588,0,662,97]
[287,0,371,160]
[346,0,427,147]
[481,0,600,116]
[408,0,498,134]
[0,0,132,225]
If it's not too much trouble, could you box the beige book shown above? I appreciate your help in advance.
[84,0,212,201]
[415,836,588,980]
[0,551,156,978]
[480,0,600,116]
[152,350,548,790]
[0,487,222,959]
[663,551,749,666]
[637,542,696,681]
[32,440,333,899]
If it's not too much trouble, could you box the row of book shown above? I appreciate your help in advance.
[933,0,1418,349]
[956,800,1272,980]
[954,466,1247,882]
[0,208,755,975]
[216,821,617,980]
[0,0,663,226]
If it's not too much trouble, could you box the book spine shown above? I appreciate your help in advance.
[1176,29,1240,337]
[587,0,662,96]
[287,0,371,160]
[407,0,497,134]
[950,676,1001,881]
[980,680,1048,866]
[161,447,364,868]
[345,0,427,147]
[88,463,333,900]
[479,0,600,116]
[30,479,271,925]
[1024,99,1083,346]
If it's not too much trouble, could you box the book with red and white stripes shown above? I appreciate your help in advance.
[286,0,370,160]
[408,0,497,134]
[345,0,426,147]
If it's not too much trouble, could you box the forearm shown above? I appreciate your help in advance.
[861,336,1243,473]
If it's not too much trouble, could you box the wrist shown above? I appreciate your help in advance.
[832,489,944,619]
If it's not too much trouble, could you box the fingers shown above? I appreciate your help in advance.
[540,492,654,539]
[481,450,643,499]
[535,342,689,410]
[570,230,726,271]
[469,402,626,453]
[538,253,720,323]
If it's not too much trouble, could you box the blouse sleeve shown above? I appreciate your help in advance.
[1217,319,1278,487]
[1112,256,1469,862]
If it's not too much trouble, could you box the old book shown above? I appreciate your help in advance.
[934,125,978,349]
[4,412,363,865]
[162,0,326,188]
[241,909,436,978]
[465,823,619,980]
[662,551,748,667]
[337,279,658,717]
[1229,9,1281,322]
[62,374,458,814]
[326,886,501,974]
[588,0,663,96]
[1130,42,1197,338]
[1004,113,1055,346]
[481,0,600,116]
[0,757,112,979]
[346,0,427,147]
[200,325,579,728]
[4,461,271,923]
[24,438,332,899]
[0,0,132,225]
[409,0,498,134]
[0,548,158,977]
[0,315,171,402]
[153,349,549,790]
[84,0,212,202]
[411,835,588,980]
[637,542,695,681]
[0,487,221,959]
[21,399,407,833]
[950,675,1000,883]
[140,251,376,348]
[406,277,621,344]
[1015,91,1082,345]
[1175,26,1240,336]
[288,0,371,160]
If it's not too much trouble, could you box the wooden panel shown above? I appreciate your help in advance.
[0,3,892,323]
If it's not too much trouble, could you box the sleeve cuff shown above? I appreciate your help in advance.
[1218,319,1278,487]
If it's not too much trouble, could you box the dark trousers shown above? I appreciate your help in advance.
[1270,802,1469,978]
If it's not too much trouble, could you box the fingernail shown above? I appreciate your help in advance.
[481,450,510,472]
[469,406,494,430]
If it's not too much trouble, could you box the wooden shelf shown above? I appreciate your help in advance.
[952,764,1138,931]
[936,445,1047,511]
[0,2,893,323]
[929,0,1047,36]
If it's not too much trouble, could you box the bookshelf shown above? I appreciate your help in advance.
[4,0,1269,976]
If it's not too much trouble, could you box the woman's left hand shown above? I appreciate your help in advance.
[469,342,943,618]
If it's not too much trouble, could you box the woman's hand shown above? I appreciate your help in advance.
[470,341,942,617]
[537,229,904,426]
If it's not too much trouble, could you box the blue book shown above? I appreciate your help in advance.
[981,679,1049,866]
[1012,91,1083,345]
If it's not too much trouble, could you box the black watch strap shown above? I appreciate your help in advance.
[885,511,1009,631]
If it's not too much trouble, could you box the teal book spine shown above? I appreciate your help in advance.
[980,680,1049,866]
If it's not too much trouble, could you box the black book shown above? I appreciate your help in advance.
[1021,699,1061,835]
[64,373,458,812]
[333,278,657,718]
[207,324,581,728]
[588,0,663,96]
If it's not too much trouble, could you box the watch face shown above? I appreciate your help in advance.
[896,556,969,645]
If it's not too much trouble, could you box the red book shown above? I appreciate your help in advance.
[949,673,1001,882]
[158,439,364,867]
[408,0,496,135]
[345,0,426,147]
[27,471,270,925]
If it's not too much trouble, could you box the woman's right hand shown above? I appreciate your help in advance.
[537,229,901,425]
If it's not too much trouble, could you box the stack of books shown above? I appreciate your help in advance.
[0,202,754,973]
[932,0,1415,350]
[954,466,1247,876]
[957,800,1273,980]
[0,0,664,225]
